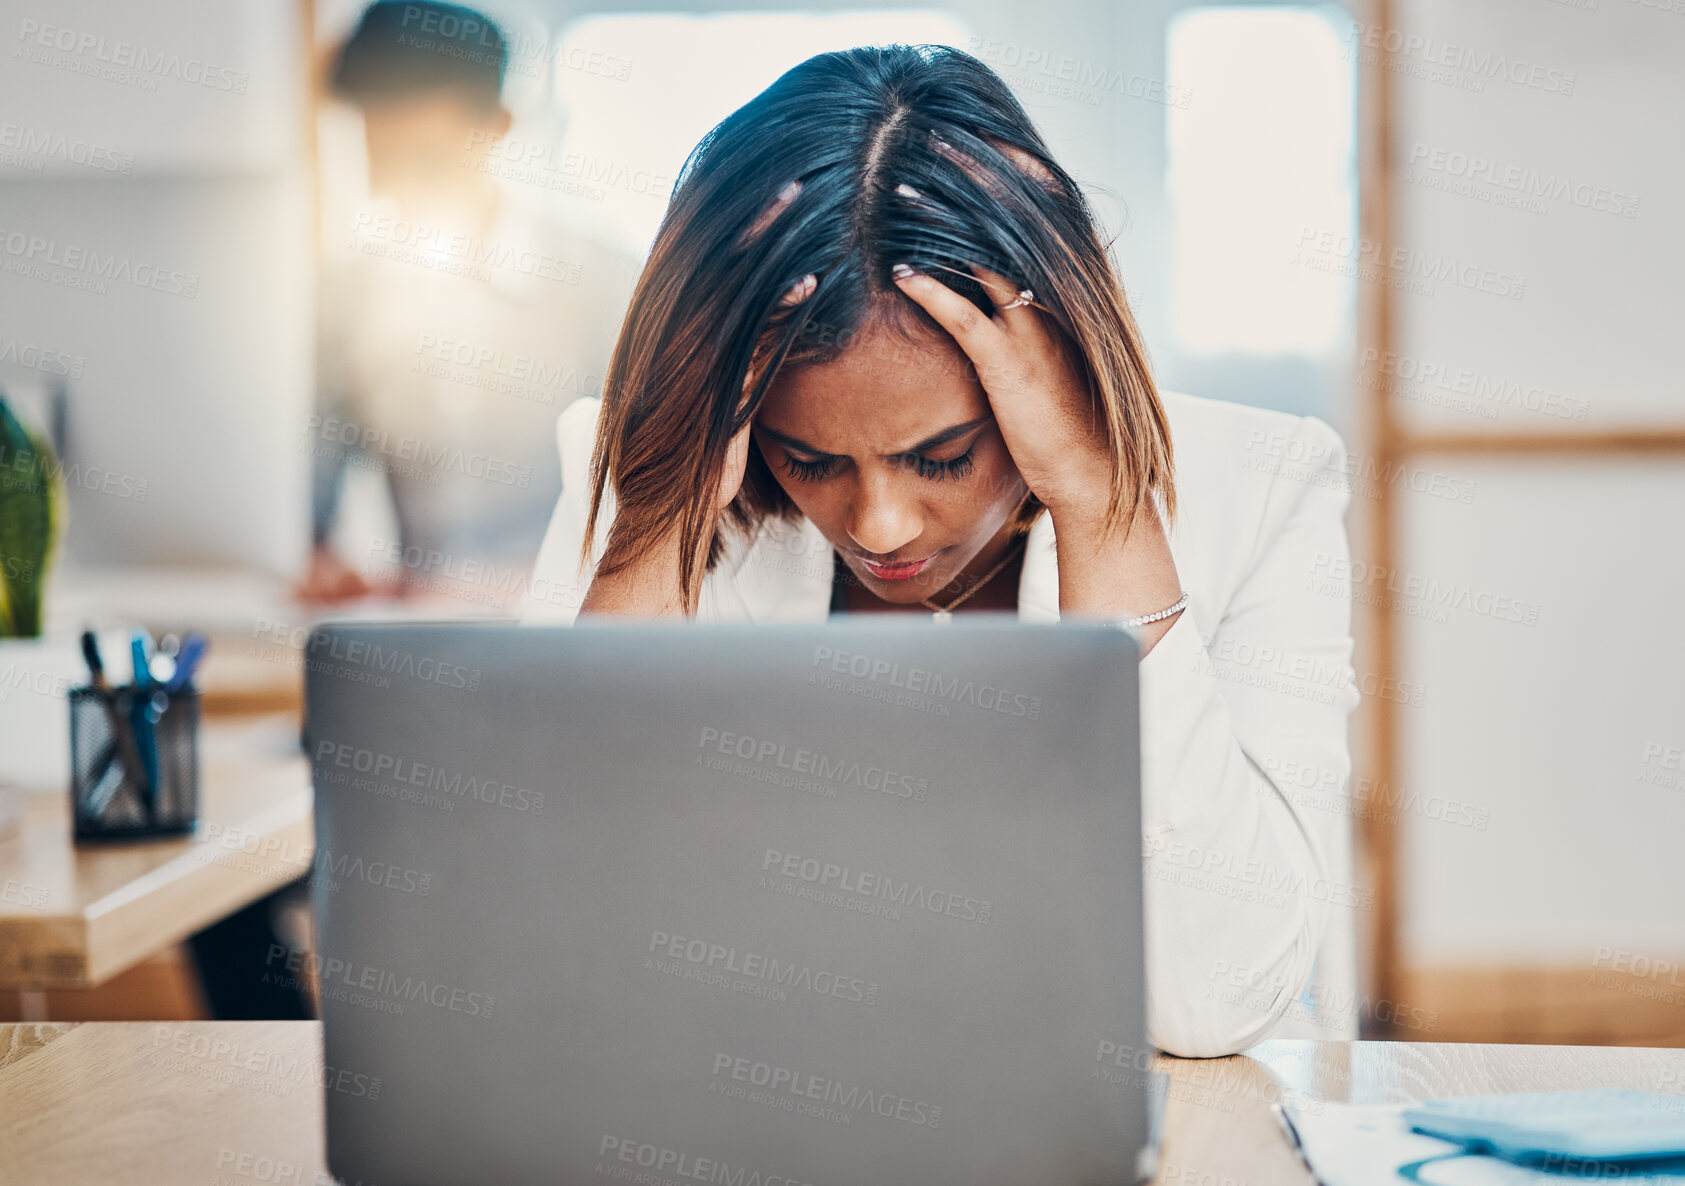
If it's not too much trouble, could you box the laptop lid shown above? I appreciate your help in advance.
[305,618,1151,1186]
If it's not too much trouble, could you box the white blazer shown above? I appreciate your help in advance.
[524,390,1363,1058]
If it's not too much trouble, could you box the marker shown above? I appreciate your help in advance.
[164,632,209,693]
[81,629,109,691]
[78,628,147,826]
[128,629,159,819]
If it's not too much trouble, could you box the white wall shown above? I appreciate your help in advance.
[0,0,309,571]
[3,0,1150,574]
[1389,0,1685,964]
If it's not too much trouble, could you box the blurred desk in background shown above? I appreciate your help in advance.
[0,716,311,996]
[0,564,505,1014]
[4,1026,1685,1186]
[44,566,305,642]
[39,563,514,722]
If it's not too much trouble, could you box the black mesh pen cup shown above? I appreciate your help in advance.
[69,684,200,841]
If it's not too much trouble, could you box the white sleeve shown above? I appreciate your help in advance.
[1137,415,1362,1057]
[522,397,612,624]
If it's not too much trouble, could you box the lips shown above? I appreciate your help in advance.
[856,552,938,581]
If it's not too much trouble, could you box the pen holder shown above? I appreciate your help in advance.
[68,684,200,841]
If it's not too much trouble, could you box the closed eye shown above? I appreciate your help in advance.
[903,446,975,481]
[779,453,839,482]
[776,446,976,484]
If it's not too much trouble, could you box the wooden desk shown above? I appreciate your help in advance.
[0,717,313,990]
[4,1024,1683,1186]
[196,635,307,718]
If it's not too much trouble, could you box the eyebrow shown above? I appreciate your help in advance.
[755,416,991,459]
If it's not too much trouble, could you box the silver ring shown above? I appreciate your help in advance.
[1000,288,1034,309]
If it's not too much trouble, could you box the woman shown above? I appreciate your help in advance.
[524,45,1362,1058]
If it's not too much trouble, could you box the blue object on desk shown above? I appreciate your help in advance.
[129,630,150,689]
[128,629,160,817]
[1405,1090,1685,1164]
[164,631,209,693]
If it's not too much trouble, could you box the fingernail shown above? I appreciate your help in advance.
[779,273,817,305]
[891,263,915,281]
[777,179,801,202]
[894,183,922,200]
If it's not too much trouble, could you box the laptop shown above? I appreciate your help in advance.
[305,617,1155,1186]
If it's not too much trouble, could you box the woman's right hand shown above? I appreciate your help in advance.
[716,394,754,515]
[580,270,813,618]
[718,271,812,513]
[580,379,757,618]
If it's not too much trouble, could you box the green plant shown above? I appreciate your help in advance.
[0,395,65,638]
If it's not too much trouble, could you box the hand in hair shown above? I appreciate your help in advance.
[580,186,815,619]
[891,258,1181,638]
[889,261,1114,524]
[718,269,818,514]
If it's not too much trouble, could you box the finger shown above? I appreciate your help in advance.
[734,377,757,422]
[779,272,817,306]
[719,418,753,512]
[969,263,1038,334]
[931,134,1060,198]
[738,179,801,250]
[738,351,771,428]
[969,264,1058,403]
[742,272,814,399]
[889,262,1016,385]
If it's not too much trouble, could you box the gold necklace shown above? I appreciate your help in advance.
[920,534,1027,624]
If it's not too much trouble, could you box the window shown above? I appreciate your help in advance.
[1165,6,1356,358]
[551,10,973,255]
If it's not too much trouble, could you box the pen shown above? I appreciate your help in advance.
[79,629,121,816]
[129,629,160,821]
[79,629,149,823]
[82,748,129,820]
[81,629,109,691]
[164,632,209,694]
[130,631,151,691]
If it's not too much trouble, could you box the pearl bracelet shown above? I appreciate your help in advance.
[1124,591,1189,628]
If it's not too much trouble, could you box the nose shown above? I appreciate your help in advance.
[844,467,923,558]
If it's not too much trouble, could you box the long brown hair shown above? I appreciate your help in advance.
[583,43,1175,608]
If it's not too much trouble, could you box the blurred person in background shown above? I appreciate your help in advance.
[206,0,638,1020]
[303,0,639,605]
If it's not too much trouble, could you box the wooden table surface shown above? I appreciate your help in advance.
[0,717,313,990]
[4,1024,1683,1186]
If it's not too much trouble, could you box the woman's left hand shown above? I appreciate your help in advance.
[891,260,1183,643]
[889,261,1114,524]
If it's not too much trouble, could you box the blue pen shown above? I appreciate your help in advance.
[163,632,209,693]
[130,631,151,690]
[129,629,160,820]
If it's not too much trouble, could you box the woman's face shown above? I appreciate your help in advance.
[751,319,1030,605]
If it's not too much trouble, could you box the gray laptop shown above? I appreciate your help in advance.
[305,618,1154,1186]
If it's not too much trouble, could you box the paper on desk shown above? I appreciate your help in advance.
[1277,1101,1685,1186]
